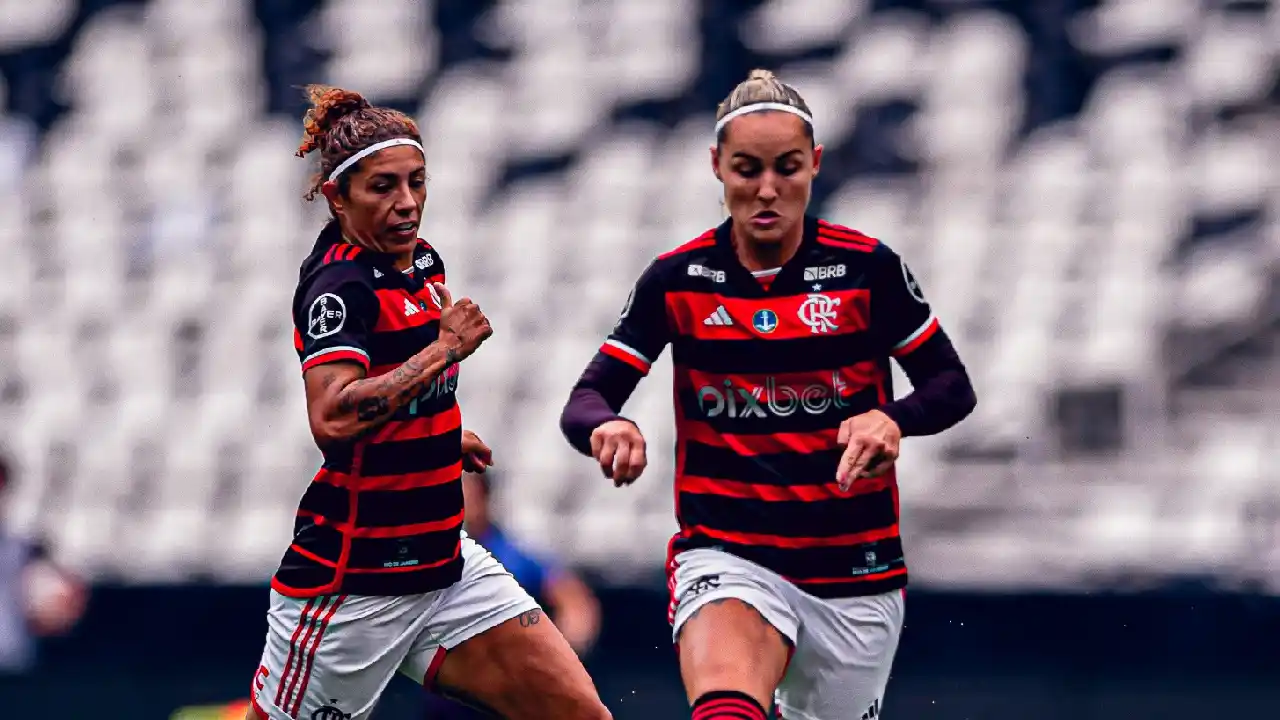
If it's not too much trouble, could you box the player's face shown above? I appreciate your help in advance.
[712,112,822,246]
[327,145,427,263]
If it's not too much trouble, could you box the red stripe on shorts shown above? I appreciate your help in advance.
[280,596,332,714]
[288,595,347,718]
[275,598,319,709]
[423,646,448,689]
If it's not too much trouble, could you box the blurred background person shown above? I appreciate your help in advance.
[461,470,601,656]
[0,453,87,677]
[422,470,602,718]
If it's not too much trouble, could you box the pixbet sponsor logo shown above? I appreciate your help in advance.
[696,372,854,418]
[404,363,459,417]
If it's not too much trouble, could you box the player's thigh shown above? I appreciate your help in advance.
[434,610,609,720]
[399,537,610,720]
[250,590,431,720]
[670,549,798,709]
[775,588,905,720]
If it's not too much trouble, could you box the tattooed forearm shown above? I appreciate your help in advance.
[355,396,390,421]
[324,340,459,439]
[385,356,424,391]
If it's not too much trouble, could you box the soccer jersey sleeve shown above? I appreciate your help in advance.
[598,260,671,376]
[870,244,941,358]
[560,260,671,455]
[293,263,381,373]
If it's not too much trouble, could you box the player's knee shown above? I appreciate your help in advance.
[678,599,789,707]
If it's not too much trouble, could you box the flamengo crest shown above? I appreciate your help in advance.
[797,293,841,334]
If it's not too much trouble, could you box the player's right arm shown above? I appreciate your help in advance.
[296,265,491,447]
[560,260,671,485]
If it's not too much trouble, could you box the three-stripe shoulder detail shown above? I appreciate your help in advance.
[816,220,878,252]
[658,229,717,260]
[321,244,365,265]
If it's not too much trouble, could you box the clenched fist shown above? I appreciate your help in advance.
[835,409,901,492]
[590,419,648,486]
[433,282,493,361]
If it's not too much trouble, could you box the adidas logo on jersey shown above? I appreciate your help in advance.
[703,306,733,327]
[404,298,421,316]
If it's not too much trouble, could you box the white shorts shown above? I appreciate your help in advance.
[670,548,905,720]
[251,535,538,720]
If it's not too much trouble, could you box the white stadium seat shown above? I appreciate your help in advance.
[0,0,1275,590]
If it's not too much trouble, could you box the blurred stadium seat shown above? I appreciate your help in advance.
[0,0,1275,592]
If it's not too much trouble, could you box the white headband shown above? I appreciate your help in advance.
[327,137,426,183]
[714,102,814,136]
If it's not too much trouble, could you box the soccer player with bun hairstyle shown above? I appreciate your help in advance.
[561,69,977,719]
[248,86,612,720]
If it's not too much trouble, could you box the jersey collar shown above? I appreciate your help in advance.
[310,220,431,286]
[714,214,819,296]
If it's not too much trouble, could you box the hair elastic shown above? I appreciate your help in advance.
[327,137,426,183]
[714,102,814,136]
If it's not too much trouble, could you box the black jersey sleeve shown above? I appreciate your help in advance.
[294,262,381,373]
[599,260,672,376]
[869,244,940,358]
[866,244,976,435]
[560,261,671,455]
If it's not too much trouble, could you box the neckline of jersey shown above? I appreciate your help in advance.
[312,220,431,283]
[713,214,819,296]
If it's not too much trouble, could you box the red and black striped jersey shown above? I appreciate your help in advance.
[275,221,463,598]
[601,216,940,598]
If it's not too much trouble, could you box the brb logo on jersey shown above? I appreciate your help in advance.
[803,264,846,281]
[798,293,841,334]
[697,373,853,419]
[687,263,726,282]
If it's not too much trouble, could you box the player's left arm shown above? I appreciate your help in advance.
[871,245,977,436]
[837,246,977,486]
[560,259,672,484]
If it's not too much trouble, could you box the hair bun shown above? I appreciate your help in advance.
[296,85,372,158]
[747,68,777,82]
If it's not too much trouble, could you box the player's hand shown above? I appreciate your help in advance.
[462,429,493,473]
[590,419,647,486]
[434,282,493,360]
[835,409,901,492]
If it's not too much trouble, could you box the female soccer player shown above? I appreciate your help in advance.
[249,86,611,720]
[561,69,977,720]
